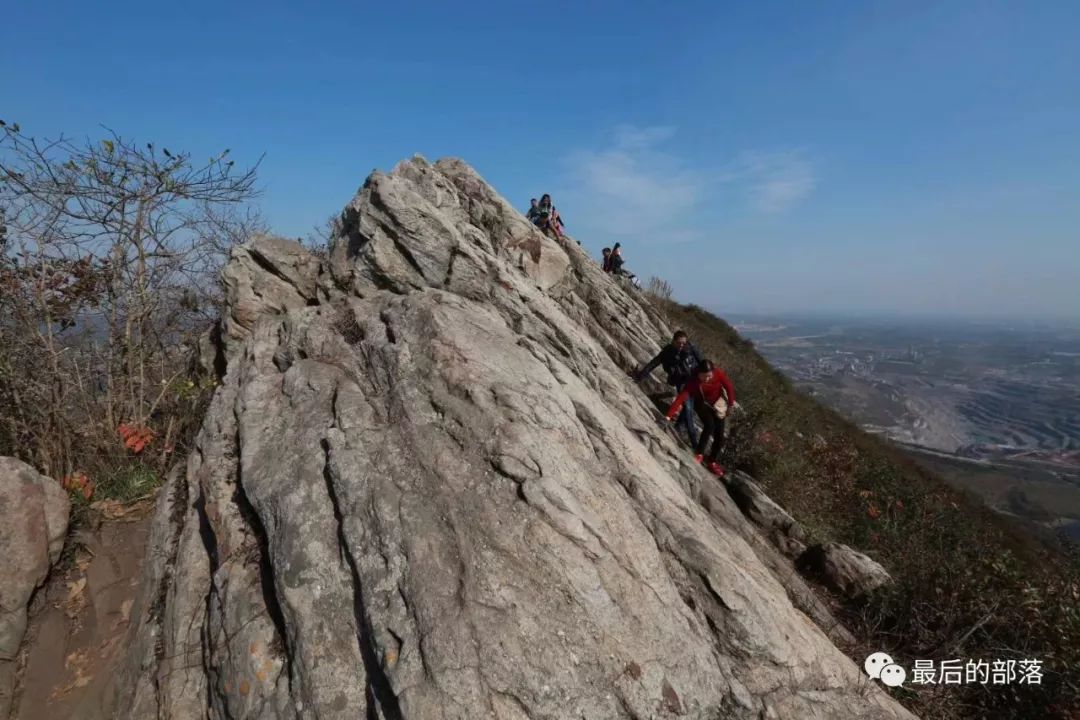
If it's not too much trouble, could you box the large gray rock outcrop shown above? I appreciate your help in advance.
[113,157,915,719]
[0,457,70,716]
[725,471,808,558]
[799,542,893,600]
[222,235,322,346]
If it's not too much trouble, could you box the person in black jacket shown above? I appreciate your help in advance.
[633,330,702,445]
[608,243,639,284]
[526,198,541,225]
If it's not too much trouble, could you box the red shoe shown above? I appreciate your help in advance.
[706,462,726,477]
[693,454,704,464]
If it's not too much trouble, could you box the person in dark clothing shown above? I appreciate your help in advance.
[665,359,737,477]
[634,331,703,446]
[526,198,541,224]
[608,244,639,286]
[601,247,613,272]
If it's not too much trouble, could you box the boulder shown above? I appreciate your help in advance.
[799,542,893,599]
[725,471,807,558]
[0,456,70,715]
[112,157,916,719]
[221,234,322,347]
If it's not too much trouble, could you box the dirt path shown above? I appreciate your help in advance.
[10,504,151,720]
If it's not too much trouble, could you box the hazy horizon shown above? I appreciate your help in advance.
[719,307,1080,327]
[4,1,1079,319]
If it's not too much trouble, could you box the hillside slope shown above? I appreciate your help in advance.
[108,158,915,719]
[651,301,1080,719]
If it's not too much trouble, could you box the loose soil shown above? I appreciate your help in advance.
[10,505,151,720]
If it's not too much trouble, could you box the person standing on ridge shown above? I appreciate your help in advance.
[526,198,541,225]
[634,331,703,446]
[601,247,613,272]
[665,359,736,477]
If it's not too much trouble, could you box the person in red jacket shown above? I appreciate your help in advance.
[665,359,736,476]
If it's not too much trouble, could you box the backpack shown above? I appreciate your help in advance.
[665,345,699,386]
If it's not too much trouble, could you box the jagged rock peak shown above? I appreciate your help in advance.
[328,156,574,297]
[114,158,916,719]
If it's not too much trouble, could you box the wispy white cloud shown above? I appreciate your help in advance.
[725,150,817,215]
[561,125,704,243]
[612,124,676,152]
[560,127,818,248]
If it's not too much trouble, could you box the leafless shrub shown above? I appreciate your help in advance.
[646,275,674,300]
[302,213,339,260]
[0,120,261,483]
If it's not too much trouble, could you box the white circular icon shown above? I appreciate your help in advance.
[880,663,907,687]
[864,652,894,679]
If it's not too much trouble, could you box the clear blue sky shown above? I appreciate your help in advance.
[4,1,1079,320]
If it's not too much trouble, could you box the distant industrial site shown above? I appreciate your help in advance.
[733,314,1080,542]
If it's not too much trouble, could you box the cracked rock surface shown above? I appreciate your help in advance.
[0,456,70,718]
[112,157,915,719]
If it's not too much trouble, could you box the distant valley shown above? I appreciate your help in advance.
[731,314,1080,544]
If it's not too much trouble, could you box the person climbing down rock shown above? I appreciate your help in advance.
[609,243,640,287]
[665,359,737,477]
[634,330,703,446]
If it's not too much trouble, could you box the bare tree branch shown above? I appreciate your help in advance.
[0,120,262,478]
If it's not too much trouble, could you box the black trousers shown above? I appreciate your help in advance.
[694,402,726,462]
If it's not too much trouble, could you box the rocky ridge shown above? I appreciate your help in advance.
[112,157,916,719]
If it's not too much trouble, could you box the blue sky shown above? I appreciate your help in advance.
[3,1,1079,319]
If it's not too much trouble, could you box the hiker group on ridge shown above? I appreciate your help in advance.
[523,195,639,286]
[526,194,565,239]
[521,197,737,476]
